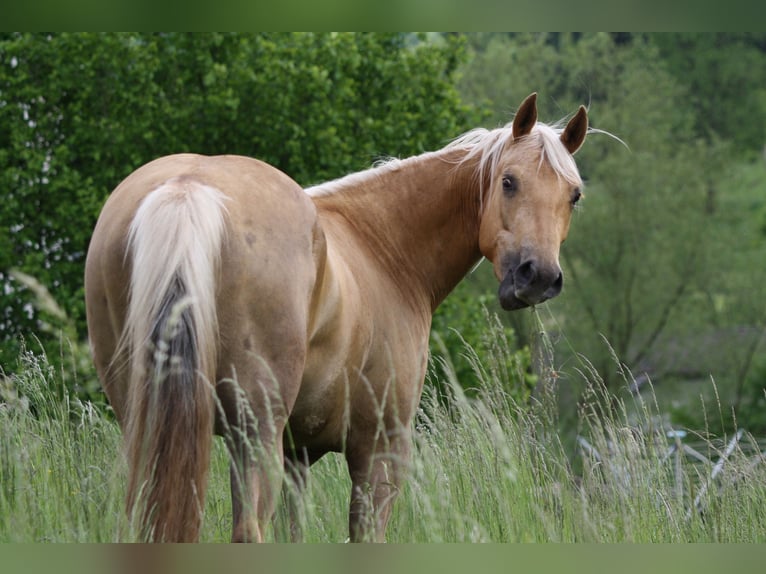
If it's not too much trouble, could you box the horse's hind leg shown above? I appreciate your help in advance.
[228,453,282,543]
[217,346,303,543]
[218,378,281,541]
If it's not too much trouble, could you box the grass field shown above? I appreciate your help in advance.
[2,346,766,543]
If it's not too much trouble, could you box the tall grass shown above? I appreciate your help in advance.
[0,349,125,542]
[2,339,766,542]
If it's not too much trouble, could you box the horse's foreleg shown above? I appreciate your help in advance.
[346,435,412,543]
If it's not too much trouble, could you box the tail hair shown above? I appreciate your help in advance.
[121,177,228,542]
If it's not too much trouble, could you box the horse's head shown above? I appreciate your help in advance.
[478,93,588,310]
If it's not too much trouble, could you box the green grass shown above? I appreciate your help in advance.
[0,351,125,542]
[2,346,766,543]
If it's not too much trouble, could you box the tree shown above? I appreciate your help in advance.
[650,33,766,156]
[0,33,477,375]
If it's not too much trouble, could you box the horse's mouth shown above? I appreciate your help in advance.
[497,265,562,311]
[498,286,534,311]
[498,273,531,310]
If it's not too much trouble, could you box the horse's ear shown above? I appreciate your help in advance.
[561,105,588,155]
[512,92,538,139]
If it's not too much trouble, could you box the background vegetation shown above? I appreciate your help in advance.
[0,32,473,367]
[1,33,766,541]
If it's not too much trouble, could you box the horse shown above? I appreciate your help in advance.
[84,92,589,542]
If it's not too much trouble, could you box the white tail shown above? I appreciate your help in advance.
[122,177,228,542]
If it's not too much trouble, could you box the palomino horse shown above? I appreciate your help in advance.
[85,93,588,542]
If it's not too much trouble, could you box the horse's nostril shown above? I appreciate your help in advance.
[548,271,564,298]
[511,259,563,304]
[514,260,537,288]
[553,271,563,291]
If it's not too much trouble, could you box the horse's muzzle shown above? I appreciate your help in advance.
[498,259,563,310]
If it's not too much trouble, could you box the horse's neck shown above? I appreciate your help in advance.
[312,149,483,313]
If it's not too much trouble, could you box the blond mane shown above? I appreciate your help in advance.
[304,154,435,197]
[306,120,583,201]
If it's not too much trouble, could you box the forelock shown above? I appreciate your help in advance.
[448,120,582,199]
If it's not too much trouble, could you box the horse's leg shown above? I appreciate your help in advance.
[228,458,283,543]
[223,384,286,542]
[217,296,312,542]
[346,432,412,543]
[228,437,284,542]
[217,347,302,543]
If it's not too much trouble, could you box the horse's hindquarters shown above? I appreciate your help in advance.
[86,153,324,542]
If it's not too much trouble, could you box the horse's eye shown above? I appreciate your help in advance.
[571,187,582,206]
[502,174,518,194]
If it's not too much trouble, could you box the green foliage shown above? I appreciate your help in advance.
[429,280,536,405]
[650,33,766,156]
[0,32,475,371]
[457,33,578,127]
[555,37,717,385]
[669,352,766,436]
[459,33,766,155]
[735,356,766,434]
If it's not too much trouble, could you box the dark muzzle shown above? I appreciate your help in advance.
[498,259,563,310]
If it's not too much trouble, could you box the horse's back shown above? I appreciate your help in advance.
[87,153,316,262]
